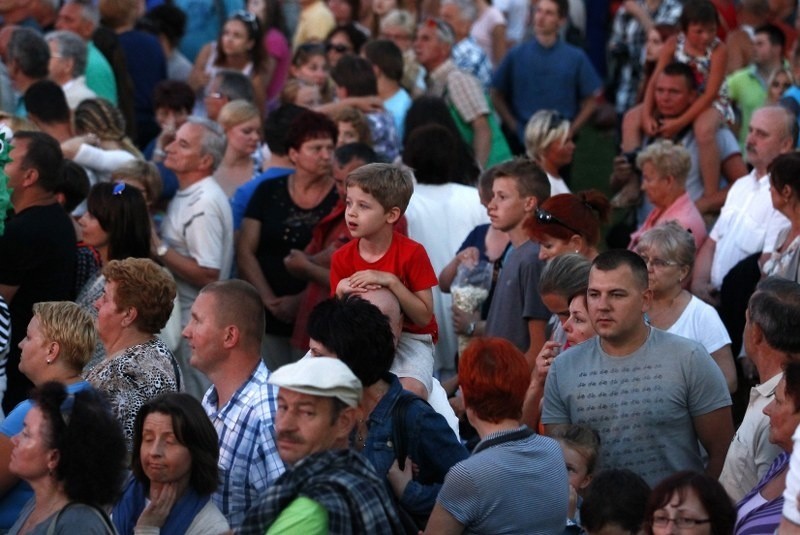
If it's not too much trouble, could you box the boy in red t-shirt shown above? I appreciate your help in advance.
[330,163,438,397]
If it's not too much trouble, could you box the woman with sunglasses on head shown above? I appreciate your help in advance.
[628,140,708,251]
[188,11,268,117]
[7,381,127,534]
[634,222,736,392]
[524,109,576,196]
[524,190,611,262]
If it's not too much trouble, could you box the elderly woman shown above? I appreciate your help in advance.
[524,109,575,196]
[214,100,263,197]
[424,337,569,533]
[0,302,97,530]
[379,10,423,97]
[763,152,800,281]
[112,393,229,534]
[238,110,339,370]
[628,140,707,250]
[8,382,127,533]
[644,471,735,535]
[524,191,611,262]
[85,258,181,449]
[734,361,800,533]
[635,222,736,392]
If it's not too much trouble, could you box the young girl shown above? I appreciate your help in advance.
[550,424,601,530]
[289,43,335,103]
[641,0,731,215]
[246,0,291,112]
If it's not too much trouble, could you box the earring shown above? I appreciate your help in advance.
[46,359,52,365]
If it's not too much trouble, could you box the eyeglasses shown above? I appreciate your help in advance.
[231,10,260,34]
[651,514,711,529]
[638,254,679,269]
[326,42,352,54]
[535,207,582,236]
[112,182,126,196]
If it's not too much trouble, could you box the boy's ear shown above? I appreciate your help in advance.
[523,195,538,214]
[385,206,402,224]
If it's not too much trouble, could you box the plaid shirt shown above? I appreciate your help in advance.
[609,0,682,113]
[452,37,493,90]
[238,448,404,535]
[426,59,489,124]
[203,361,284,529]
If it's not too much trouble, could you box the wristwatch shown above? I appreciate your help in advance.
[156,243,169,257]
[466,322,476,336]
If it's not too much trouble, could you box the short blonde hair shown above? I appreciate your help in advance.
[217,99,261,131]
[636,139,691,185]
[524,109,571,160]
[33,301,97,372]
[112,160,162,205]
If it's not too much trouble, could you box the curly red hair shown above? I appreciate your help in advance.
[459,337,530,423]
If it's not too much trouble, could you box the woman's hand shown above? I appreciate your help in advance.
[266,294,301,323]
[533,341,562,387]
[136,482,178,528]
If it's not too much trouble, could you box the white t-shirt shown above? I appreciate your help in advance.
[666,295,731,354]
[709,169,790,289]
[493,0,528,44]
[470,6,506,65]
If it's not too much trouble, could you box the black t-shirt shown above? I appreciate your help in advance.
[244,176,337,336]
[0,203,76,411]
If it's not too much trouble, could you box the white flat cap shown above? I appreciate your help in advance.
[269,357,363,407]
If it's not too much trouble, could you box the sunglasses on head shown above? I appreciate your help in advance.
[231,10,260,34]
[535,207,582,236]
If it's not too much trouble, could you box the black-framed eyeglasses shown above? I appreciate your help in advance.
[651,514,711,529]
[535,207,581,236]
[326,42,352,54]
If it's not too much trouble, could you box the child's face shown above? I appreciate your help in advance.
[337,121,360,146]
[292,55,329,88]
[295,84,321,108]
[345,185,394,238]
[685,22,716,52]
[560,444,592,493]
[487,177,532,233]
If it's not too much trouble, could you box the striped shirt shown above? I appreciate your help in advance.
[202,361,285,529]
[734,452,789,535]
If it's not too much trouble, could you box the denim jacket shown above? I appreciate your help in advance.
[360,373,469,516]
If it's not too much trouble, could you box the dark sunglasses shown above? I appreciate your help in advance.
[326,42,351,53]
[535,207,582,236]
[546,111,565,132]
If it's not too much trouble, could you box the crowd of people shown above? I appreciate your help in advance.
[2,0,800,532]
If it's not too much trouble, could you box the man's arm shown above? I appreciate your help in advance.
[470,114,491,167]
[524,319,547,370]
[424,503,465,535]
[693,406,734,479]
[570,93,600,135]
[490,88,517,133]
[691,237,717,304]
[157,245,220,288]
[237,218,278,307]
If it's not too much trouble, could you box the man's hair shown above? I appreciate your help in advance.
[545,0,569,18]
[24,80,70,124]
[748,277,800,353]
[419,18,455,47]
[660,62,698,92]
[403,124,458,185]
[581,469,651,534]
[491,158,551,202]
[8,28,50,79]
[306,295,396,387]
[459,337,530,422]
[33,301,97,373]
[363,39,404,83]
[346,163,414,214]
[538,253,591,301]
[213,69,255,103]
[330,54,377,97]
[153,80,195,113]
[13,131,64,192]
[55,160,90,212]
[263,104,305,156]
[442,0,477,22]
[199,280,265,349]
[759,104,799,146]
[334,142,378,168]
[185,116,226,170]
[755,23,786,52]
[141,4,186,47]
[64,0,100,27]
[592,249,649,291]
[45,30,87,78]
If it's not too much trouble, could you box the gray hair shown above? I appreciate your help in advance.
[760,105,799,146]
[636,139,691,186]
[65,0,100,28]
[46,30,88,79]
[380,9,416,36]
[186,116,226,170]
[635,220,696,269]
[538,253,591,299]
[213,69,255,103]
[442,0,477,22]
[748,277,800,353]
[8,28,50,79]
[524,109,571,160]
[418,18,455,46]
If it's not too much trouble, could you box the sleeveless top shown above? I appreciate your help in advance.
[674,32,734,123]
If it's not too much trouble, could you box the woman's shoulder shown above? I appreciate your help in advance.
[50,503,113,534]
[186,500,230,535]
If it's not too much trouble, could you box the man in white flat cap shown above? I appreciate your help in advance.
[238,357,405,534]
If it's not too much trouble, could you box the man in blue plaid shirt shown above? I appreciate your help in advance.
[184,279,285,529]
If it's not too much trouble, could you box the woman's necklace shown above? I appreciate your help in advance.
[355,381,391,450]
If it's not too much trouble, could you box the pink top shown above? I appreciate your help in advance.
[263,28,291,105]
[628,192,708,250]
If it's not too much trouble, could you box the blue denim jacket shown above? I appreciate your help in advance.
[361,373,469,516]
